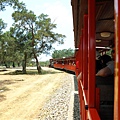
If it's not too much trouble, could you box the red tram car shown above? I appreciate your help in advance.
[50,0,120,119]
[71,0,120,119]
[49,57,76,72]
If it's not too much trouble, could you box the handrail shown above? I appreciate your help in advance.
[88,108,101,120]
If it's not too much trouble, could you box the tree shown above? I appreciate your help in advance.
[10,27,33,73]
[0,31,16,67]
[0,19,7,66]
[52,48,74,59]
[1,30,25,68]
[0,0,26,11]
[12,10,66,73]
[0,19,7,34]
[0,0,27,69]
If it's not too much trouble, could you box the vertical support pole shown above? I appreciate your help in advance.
[114,0,120,119]
[79,36,82,74]
[83,15,88,90]
[88,0,96,107]
[77,34,83,119]
[81,29,84,82]
[75,51,80,76]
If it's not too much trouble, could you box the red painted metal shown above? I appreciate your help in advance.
[79,80,88,120]
[83,15,88,90]
[80,35,83,79]
[88,0,96,108]
[114,0,120,119]
[78,79,82,119]
[80,29,84,83]
[53,57,76,72]
[88,108,100,120]
[75,43,81,76]
[95,88,100,113]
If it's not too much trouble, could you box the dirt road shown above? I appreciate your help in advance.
[0,67,72,120]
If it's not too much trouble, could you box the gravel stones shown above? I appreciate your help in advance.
[37,74,80,120]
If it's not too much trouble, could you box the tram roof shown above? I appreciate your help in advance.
[71,0,114,48]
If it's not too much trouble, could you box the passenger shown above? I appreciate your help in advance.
[100,54,112,68]
[96,51,102,73]
[96,47,115,77]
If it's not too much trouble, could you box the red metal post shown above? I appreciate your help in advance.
[77,35,83,118]
[81,29,83,82]
[75,51,80,76]
[83,15,88,90]
[114,0,120,119]
[88,0,96,107]
[78,30,83,81]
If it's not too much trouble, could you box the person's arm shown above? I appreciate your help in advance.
[96,66,112,77]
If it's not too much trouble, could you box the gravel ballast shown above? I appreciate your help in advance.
[37,73,80,120]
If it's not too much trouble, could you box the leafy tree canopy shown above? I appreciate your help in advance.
[0,19,7,34]
[0,1,66,73]
[0,0,26,11]
[52,48,74,59]
[11,10,66,73]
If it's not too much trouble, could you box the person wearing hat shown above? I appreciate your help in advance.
[96,47,115,77]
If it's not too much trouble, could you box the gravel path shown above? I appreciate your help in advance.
[37,73,80,120]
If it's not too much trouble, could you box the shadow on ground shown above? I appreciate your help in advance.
[0,80,14,102]
[4,69,63,75]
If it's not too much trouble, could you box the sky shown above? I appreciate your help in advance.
[0,0,74,61]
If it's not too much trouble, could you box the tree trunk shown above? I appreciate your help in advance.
[33,52,41,74]
[22,53,27,74]
[31,26,41,74]
[4,62,7,68]
[17,62,20,67]
[12,62,15,68]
